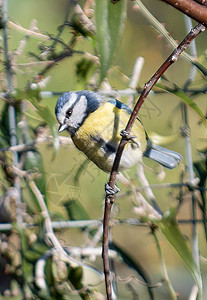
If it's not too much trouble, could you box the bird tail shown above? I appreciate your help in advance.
[143,143,182,169]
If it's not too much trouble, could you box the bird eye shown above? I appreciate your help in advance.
[65,108,72,118]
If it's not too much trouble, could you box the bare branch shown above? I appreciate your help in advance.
[0,135,72,152]
[28,179,104,280]
[152,230,177,299]
[136,163,162,214]
[116,275,163,288]
[8,21,50,40]
[117,172,162,219]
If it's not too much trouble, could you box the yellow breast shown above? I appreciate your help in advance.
[72,102,147,172]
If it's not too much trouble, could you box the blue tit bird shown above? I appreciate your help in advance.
[55,90,182,173]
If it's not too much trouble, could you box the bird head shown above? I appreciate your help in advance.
[55,91,104,136]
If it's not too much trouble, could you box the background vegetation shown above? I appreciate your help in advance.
[0,0,206,299]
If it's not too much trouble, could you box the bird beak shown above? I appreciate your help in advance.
[58,124,68,132]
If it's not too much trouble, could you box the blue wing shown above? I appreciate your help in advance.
[108,98,132,114]
[144,143,182,169]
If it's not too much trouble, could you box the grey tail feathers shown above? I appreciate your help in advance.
[143,143,182,169]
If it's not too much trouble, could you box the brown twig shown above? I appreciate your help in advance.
[0,135,72,152]
[160,0,207,26]
[102,23,205,300]
[73,0,95,34]
[38,49,73,76]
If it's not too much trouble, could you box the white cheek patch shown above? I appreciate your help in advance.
[70,95,88,128]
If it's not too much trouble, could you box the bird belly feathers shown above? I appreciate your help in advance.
[72,102,147,172]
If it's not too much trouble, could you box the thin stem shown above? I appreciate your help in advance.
[153,230,177,300]
[136,162,162,214]
[28,180,98,269]
[1,217,207,232]
[38,48,73,76]
[181,101,201,297]
[136,0,194,63]
[183,16,198,90]
[183,16,200,267]
[182,18,202,299]
[2,0,23,224]
[136,0,207,76]
[102,199,113,299]
[50,1,70,49]
[8,21,49,39]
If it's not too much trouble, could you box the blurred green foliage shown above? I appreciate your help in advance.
[0,0,206,299]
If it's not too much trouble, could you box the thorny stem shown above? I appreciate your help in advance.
[2,0,23,224]
[102,23,205,300]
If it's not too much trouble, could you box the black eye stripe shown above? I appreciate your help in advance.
[66,108,72,118]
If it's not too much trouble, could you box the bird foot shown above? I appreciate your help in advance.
[120,130,135,141]
[105,183,120,196]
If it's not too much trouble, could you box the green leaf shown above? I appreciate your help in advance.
[0,102,22,147]
[73,158,90,186]
[173,89,206,121]
[64,199,90,221]
[0,103,11,147]
[159,209,202,298]
[156,83,206,121]
[194,154,207,241]
[64,200,98,237]
[76,58,97,86]
[95,0,127,82]
[68,266,83,290]
[45,256,54,287]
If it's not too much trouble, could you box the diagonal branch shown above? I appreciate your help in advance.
[109,24,205,191]
[102,23,205,300]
